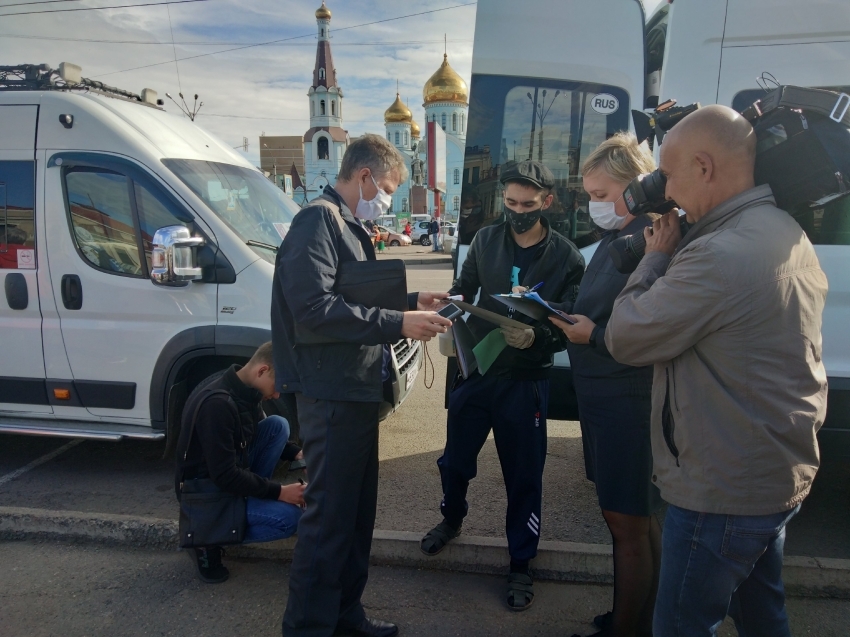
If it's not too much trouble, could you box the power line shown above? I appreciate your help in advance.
[0,0,82,8]
[0,33,471,46]
[92,2,477,78]
[0,0,209,17]
[202,113,383,123]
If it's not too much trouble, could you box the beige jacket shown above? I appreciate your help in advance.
[606,185,827,515]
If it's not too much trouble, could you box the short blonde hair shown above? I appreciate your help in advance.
[582,132,655,184]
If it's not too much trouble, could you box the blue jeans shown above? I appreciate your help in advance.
[243,415,303,544]
[654,503,800,637]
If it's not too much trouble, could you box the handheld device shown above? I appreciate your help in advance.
[437,302,463,320]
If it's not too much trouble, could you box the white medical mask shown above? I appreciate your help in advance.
[588,197,627,230]
[355,175,392,221]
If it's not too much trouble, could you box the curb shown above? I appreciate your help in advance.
[2,506,848,598]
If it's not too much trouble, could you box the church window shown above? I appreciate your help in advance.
[404,131,409,146]
[452,113,458,132]
[461,113,465,132]
[320,100,326,115]
[331,100,336,116]
[321,28,325,37]
[453,196,460,212]
[387,132,391,141]
[318,137,329,160]
[402,198,409,213]
[311,101,315,117]
[441,112,447,130]
[395,131,400,145]
[453,168,460,185]
[319,68,326,80]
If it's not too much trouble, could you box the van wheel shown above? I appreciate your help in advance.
[420,236,431,246]
[390,240,400,247]
[184,371,301,446]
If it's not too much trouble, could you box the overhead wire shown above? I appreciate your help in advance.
[0,33,471,46]
[91,2,477,78]
[0,0,83,8]
[0,0,209,17]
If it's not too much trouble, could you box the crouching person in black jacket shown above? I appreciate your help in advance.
[420,161,585,612]
[175,342,306,584]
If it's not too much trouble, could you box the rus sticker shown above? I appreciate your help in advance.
[590,93,620,115]
[17,249,35,269]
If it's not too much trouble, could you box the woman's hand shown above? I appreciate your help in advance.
[279,482,307,507]
[549,314,596,344]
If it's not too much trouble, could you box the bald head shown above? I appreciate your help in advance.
[660,105,758,222]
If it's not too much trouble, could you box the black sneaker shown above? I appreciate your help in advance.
[189,546,229,584]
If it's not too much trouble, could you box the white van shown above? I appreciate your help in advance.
[455,0,850,450]
[0,64,421,447]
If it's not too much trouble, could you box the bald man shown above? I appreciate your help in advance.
[605,105,828,637]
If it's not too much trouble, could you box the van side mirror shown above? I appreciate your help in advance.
[150,225,204,286]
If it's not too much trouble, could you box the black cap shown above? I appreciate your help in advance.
[500,160,555,190]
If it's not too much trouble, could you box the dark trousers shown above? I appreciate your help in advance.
[282,396,381,637]
[438,372,549,562]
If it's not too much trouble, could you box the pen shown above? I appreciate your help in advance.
[528,282,544,293]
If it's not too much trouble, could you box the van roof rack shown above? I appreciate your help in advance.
[0,63,162,107]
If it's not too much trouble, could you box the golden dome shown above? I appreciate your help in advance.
[410,119,421,138]
[315,2,331,20]
[384,93,413,124]
[422,54,468,105]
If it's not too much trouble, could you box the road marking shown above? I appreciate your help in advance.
[0,439,83,487]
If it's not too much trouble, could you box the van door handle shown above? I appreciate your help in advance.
[61,274,83,310]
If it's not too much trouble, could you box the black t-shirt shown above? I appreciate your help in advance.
[511,237,545,288]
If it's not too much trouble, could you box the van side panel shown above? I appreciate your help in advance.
[657,1,729,107]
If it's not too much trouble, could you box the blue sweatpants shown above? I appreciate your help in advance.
[438,372,549,562]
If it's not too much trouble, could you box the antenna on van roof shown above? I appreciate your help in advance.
[165,91,203,121]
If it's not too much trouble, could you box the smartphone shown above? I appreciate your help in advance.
[437,302,463,320]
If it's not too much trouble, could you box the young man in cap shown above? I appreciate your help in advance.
[420,160,585,611]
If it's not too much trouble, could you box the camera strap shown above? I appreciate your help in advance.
[742,85,850,128]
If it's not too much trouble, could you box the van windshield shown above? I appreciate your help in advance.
[162,159,301,262]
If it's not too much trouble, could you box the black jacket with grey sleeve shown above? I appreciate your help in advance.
[271,186,417,402]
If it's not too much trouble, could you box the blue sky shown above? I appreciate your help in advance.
[0,0,665,165]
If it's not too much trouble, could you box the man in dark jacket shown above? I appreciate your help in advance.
[273,134,452,637]
[420,161,585,611]
[428,217,440,251]
[175,342,306,584]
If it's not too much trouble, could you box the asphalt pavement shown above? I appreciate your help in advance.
[2,540,848,637]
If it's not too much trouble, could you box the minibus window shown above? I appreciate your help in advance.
[164,159,301,262]
[458,75,630,247]
[0,161,35,270]
[65,168,144,277]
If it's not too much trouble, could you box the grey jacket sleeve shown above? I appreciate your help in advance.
[605,246,728,367]
[278,207,405,345]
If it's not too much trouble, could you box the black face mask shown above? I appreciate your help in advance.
[506,207,542,234]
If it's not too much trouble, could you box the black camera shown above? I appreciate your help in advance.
[609,170,688,273]
[608,85,850,274]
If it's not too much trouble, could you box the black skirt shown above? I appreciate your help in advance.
[576,385,662,517]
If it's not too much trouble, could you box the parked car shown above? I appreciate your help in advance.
[374,225,411,247]
[410,220,433,246]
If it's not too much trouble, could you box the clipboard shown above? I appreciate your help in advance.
[490,291,577,325]
[452,299,530,329]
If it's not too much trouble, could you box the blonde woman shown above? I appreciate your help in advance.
[550,133,661,637]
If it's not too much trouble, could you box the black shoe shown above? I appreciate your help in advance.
[593,611,613,630]
[189,546,229,584]
[334,617,398,637]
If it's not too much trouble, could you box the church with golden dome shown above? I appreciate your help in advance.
[382,53,468,220]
